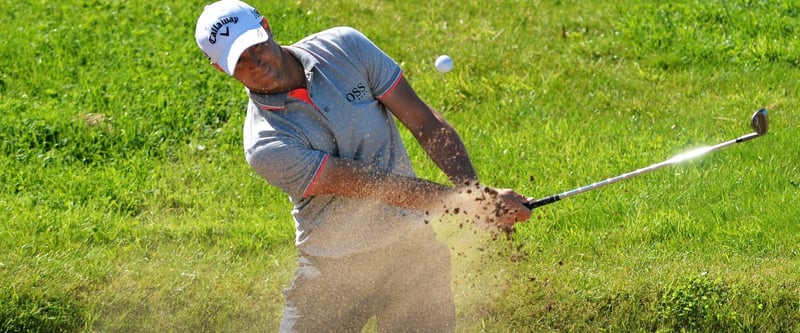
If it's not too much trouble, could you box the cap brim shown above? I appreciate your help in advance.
[220,26,270,76]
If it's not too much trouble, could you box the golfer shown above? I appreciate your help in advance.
[195,1,532,331]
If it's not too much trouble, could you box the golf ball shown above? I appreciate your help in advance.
[435,55,454,73]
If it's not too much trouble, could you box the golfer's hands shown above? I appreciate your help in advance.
[444,183,532,233]
[490,188,533,232]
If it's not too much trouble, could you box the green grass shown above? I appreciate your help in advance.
[2,0,799,331]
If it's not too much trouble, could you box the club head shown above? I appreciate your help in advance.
[751,108,769,135]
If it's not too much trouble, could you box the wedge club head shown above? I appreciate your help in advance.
[751,108,769,135]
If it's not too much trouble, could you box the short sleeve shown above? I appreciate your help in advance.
[243,103,328,200]
[337,27,403,99]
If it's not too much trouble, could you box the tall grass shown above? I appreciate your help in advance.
[1,0,798,331]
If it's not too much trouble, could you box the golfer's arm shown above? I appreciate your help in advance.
[305,156,452,211]
[380,77,478,186]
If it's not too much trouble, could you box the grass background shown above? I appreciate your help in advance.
[1,0,798,331]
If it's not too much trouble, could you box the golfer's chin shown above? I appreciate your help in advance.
[245,77,283,94]
[243,82,273,94]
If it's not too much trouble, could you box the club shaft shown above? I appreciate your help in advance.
[525,132,760,209]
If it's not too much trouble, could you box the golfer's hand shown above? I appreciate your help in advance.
[442,183,532,232]
[492,189,533,232]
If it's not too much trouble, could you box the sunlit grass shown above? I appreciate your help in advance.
[1,0,798,331]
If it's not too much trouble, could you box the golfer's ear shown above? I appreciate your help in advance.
[261,17,270,31]
[211,63,225,73]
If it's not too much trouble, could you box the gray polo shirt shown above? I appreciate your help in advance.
[243,27,429,257]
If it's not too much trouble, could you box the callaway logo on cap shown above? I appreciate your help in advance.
[195,0,269,76]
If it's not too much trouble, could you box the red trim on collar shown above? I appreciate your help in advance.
[257,104,286,111]
[288,88,313,105]
[289,88,327,119]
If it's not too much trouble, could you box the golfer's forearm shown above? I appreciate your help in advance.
[363,173,454,211]
[417,114,478,186]
[425,133,477,186]
[307,156,454,211]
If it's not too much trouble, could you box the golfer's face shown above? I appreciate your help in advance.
[234,41,281,92]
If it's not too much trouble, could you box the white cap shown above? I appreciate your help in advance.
[195,0,270,76]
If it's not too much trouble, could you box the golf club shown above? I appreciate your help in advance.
[524,108,769,210]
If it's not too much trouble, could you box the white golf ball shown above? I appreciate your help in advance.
[435,55,454,73]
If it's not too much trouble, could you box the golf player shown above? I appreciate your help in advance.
[195,1,532,331]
